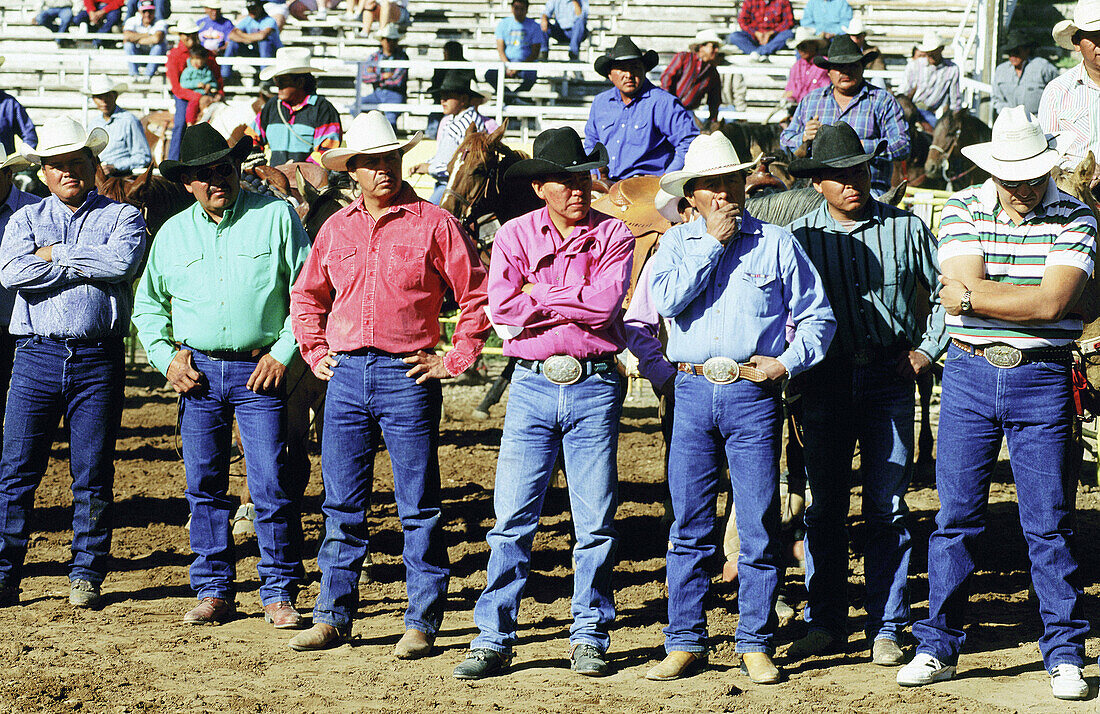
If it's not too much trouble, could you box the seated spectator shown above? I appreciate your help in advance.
[726,0,795,61]
[354,24,408,128]
[992,29,1058,116]
[486,0,544,94]
[181,46,218,124]
[35,0,75,39]
[124,0,168,20]
[224,0,282,82]
[660,29,724,125]
[197,0,235,55]
[540,0,588,61]
[783,27,828,104]
[426,41,473,139]
[74,0,125,47]
[85,75,152,176]
[166,17,224,160]
[901,30,962,129]
[263,1,290,30]
[123,1,168,81]
[800,0,852,39]
[348,0,411,38]
[252,48,342,165]
[843,12,885,70]
[409,71,487,204]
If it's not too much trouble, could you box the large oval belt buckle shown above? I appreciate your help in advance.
[983,344,1023,369]
[542,355,583,385]
[702,356,741,384]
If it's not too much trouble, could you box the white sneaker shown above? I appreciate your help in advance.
[896,653,956,687]
[750,51,764,62]
[1050,663,1089,700]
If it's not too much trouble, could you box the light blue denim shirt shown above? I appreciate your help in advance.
[0,186,43,327]
[88,107,153,174]
[0,190,146,338]
[650,212,835,377]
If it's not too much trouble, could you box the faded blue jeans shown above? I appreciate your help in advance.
[912,343,1087,669]
[472,363,622,654]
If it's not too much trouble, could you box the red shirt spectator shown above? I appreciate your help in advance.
[84,0,125,12]
[738,0,794,35]
[661,31,724,123]
[167,37,224,104]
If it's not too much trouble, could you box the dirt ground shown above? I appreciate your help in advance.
[2,359,1100,714]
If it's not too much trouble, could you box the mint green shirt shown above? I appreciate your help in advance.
[132,190,311,376]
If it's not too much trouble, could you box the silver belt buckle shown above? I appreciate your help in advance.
[702,356,741,384]
[542,354,583,385]
[983,344,1023,369]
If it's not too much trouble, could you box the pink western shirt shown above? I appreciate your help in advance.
[489,206,635,360]
[290,184,490,376]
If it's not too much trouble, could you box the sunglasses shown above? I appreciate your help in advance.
[996,175,1047,189]
[186,161,236,183]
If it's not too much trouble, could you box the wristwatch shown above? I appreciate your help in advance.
[960,290,972,315]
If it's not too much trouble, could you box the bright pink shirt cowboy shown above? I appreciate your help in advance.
[489,206,635,360]
[785,56,829,103]
[290,184,490,376]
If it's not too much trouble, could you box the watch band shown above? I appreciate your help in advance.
[960,290,972,314]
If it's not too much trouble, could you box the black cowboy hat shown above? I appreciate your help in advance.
[594,36,659,77]
[160,123,254,183]
[427,70,486,99]
[504,127,608,180]
[788,121,886,177]
[813,34,880,69]
[1001,29,1034,53]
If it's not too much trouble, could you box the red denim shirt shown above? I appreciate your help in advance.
[290,185,490,376]
[738,0,795,35]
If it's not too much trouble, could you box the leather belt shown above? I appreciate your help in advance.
[677,356,769,384]
[950,338,1071,368]
[516,355,616,385]
[195,346,270,361]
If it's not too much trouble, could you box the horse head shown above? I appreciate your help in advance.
[924,109,964,179]
[441,120,509,223]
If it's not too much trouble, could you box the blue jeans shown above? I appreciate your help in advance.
[222,38,279,80]
[181,349,302,605]
[665,372,782,654]
[800,356,914,643]
[0,336,125,587]
[484,68,537,95]
[472,364,622,654]
[912,343,1087,668]
[36,6,74,33]
[725,28,794,56]
[543,14,588,59]
[74,8,122,47]
[126,0,170,20]
[313,352,449,634]
[355,87,404,128]
[125,41,167,77]
[168,95,187,160]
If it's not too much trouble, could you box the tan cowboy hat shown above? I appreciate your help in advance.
[200,0,223,8]
[24,117,108,165]
[843,12,870,36]
[321,111,422,171]
[654,187,682,223]
[259,47,326,81]
[172,17,199,34]
[787,26,827,51]
[84,75,127,97]
[917,30,946,53]
[692,29,725,49]
[0,147,31,172]
[1054,0,1100,50]
[591,175,672,236]
[960,106,1060,181]
[660,132,755,197]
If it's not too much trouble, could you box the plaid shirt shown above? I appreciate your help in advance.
[780,83,910,195]
[660,51,721,118]
[738,0,795,35]
[360,48,409,93]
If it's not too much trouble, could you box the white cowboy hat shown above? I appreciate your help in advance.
[654,187,682,223]
[378,23,403,40]
[172,17,200,34]
[917,30,946,53]
[23,117,108,165]
[0,147,31,172]
[787,26,828,50]
[200,0,222,8]
[84,75,127,97]
[692,29,724,49]
[843,11,869,35]
[960,106,1060,181]
[259,47,326,81]
[660,132,755,197]
[1054,0,1100,50]
[321,111,422,172]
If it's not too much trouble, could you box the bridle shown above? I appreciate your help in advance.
[444,144,501,236]
[927,118,968,189]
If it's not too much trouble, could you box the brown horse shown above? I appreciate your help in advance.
[924,109,992,191]
[95,163,195,241]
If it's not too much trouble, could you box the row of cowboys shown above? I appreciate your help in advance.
[0,87,1094,701]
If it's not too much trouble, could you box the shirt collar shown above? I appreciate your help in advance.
[49,188,101,217]
[814,196,884,230]
[528,207,599,265]
[283,94,318,112]
[611,79,653,106]
[348,183,423,219]
[977,176,1059,221]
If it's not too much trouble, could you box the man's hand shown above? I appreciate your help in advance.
[802,116,821,145]
[403,350,449,384]
[246,354,287,392]
[90,8,105,23]
[754,30,773,46]
[312,351,339,381]
[705,197,740,243]
[408,162,429,176]
[506,68,519,78]
[747,354,788,382]
[939,275,968,315]
[167,349,205,394]
[897,349,932,379]
[34,245,54,262]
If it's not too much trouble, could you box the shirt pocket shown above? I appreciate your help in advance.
[167,254,206,302]
[388,242,427,290]
[326,245,359,288]
[236,248,273,289]
[735,271,782,317]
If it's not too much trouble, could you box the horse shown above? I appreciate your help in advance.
[923,109,992,191]
[95,163,195,241]
[894,94,935,189]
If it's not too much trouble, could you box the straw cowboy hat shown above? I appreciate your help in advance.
[200,0,223,8]
[320,110,423,172]
[813,34,880,68]
[84,75,127,97]
[259,47,326,81]
[0,147,31,172]
[503,127,608,181]
[591,175,672,235]
[654,187,682,224]
[691,29,725,49]
[843,12,870,36]
[24,117,108,165]
[159,123,254,182]
[171,17,199,34]
[659,132,755,197]
[1054,0,1100,50]
[960,106,1060,181]
[916,30,946,53]
[594,36,660,77]
[788,121,885,177]
[787,26,828,51]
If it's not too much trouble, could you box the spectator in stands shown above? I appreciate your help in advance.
[123,1,168,82]
[125,0,169,21]
[224,0,283,82]
[355,24,408,128]
[252,48,342,165]
[780,34,909,196]
[585,36,699,181]
[843,13,884,71]
[426,41,473,139]
[1041,0,1100,181]
[900,31,962,130]
[348,0,410,38]
[726,0,795,61]
[486,0,544,95]
[197,1,234,56]
[800,0,852,39]
[35,0,76,40]
[660,30,724,126]
[992,31,1058,116]
[86,76,152,176]
[540,0,588,61]
[409,71,487,204]
[783,27,829,105]
[74,0,125,47]
[182,47,219,125]
[167,18,224,161]
[0,61,37,155]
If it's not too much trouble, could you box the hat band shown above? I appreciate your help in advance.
[990,139,1051,163]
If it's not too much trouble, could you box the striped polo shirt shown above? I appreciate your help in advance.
[1038,63,1100,171]
[938,179,1097,347]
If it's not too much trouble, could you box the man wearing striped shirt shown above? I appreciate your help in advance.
[896,108,1096,702]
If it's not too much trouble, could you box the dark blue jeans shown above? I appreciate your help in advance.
[181,349,302,605]
[664,372,782,654]
[222,38,279,80]
[485,68,537,95]
[355,87,404,128]
[74,7,122,47]
[36,6,74,33]
[312,352,449,634]
[912,343,1087,668]
[125,0,170,20]
[169,95,187,160]
[725,28,794,56]
[800,356,915,643]
[0,336,124,587]
[543,14,588,59]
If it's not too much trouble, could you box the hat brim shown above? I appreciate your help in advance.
[320,132,424,172]
[1,154,31,172]
[259,64,326,81]
[960,139,1061,181]
[85,83,127,97]
[159,135,254,182]
[503,143,609,181]
[25,127,110,165]
[789,36,828,50]
[659,158,756,198]
[813,48,880,69]
[427,85,487,100]
[594,49,659,77]
[1052,19,1096,51]
[591,192,672,236]
[788,139,886,177]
